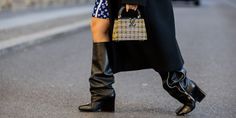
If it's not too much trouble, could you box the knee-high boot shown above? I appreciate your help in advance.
[158,68,206,115]
[79,42,115,112]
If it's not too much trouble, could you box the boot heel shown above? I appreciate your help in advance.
[101,98,115,112]
[194,85,206,102]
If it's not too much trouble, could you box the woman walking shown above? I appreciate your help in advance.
[78,0,206,115]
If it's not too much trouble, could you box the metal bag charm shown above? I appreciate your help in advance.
[112,6,148,41]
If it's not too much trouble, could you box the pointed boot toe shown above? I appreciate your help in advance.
[175,103,195,116]
[79,103,94,112]
[79,102,101,112]
[79,99,115,112]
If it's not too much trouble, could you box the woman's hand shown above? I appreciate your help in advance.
[125,4,138,12]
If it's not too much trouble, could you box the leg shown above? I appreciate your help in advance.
[157,68,206,115]
[78,17,115,112]
[90,17,110,43]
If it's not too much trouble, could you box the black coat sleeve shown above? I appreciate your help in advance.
[122,0,147,6]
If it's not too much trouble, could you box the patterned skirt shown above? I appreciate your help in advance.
[92,0,110,19]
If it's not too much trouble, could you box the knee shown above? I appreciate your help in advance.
[90,20,108,35]
[90,20,97,34]
[90,19,110,42]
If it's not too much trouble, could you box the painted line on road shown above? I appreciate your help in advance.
[0,19,90,56]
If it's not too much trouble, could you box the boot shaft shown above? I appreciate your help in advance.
[89,42,115,102]
[91,42,113,76]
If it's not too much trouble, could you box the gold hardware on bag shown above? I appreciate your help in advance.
[112,6,148,41]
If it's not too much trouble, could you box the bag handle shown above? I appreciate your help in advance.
[118,6,141,19]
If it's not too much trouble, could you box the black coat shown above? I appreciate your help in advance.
[106,0,184,74]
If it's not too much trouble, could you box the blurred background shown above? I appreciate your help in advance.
[0,0,92,12]
[0,0,235,118]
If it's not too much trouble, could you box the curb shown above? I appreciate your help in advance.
[0,19,90,56]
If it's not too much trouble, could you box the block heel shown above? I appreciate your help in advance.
[101,98,115,112]
[194,85,206,102]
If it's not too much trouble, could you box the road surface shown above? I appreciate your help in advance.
[0,0,236,117]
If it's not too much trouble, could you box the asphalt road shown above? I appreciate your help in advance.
[0,0,236,118]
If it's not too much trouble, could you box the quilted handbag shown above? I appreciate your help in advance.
[112,6,148,41]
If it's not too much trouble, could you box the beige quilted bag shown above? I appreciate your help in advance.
[112,6,147,41]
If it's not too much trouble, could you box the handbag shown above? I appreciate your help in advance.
[112,6,148,41]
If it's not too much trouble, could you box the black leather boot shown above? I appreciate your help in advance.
[79,42,115,112]
[158,68,206,116]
